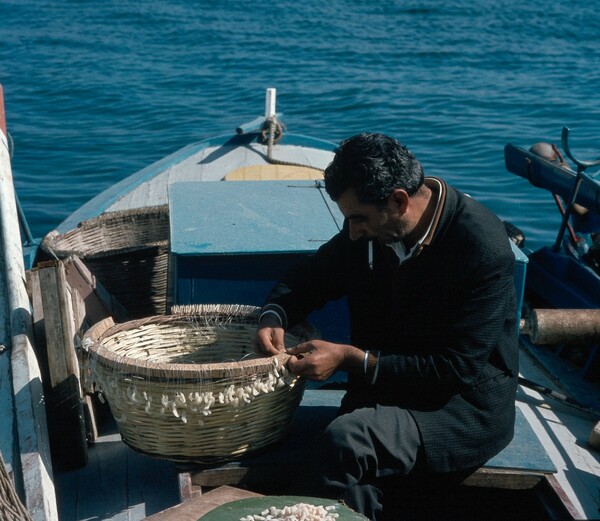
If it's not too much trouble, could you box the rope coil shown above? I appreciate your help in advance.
[261,117,324,171]
[0,454,32,521]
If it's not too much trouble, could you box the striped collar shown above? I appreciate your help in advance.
[386,177,445,263]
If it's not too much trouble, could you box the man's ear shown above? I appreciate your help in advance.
[389,189,410,214]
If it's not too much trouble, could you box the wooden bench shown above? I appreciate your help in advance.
[146,485,263,521]
[176,389,558,500]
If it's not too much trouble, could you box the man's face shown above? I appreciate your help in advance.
[336,188,407,244]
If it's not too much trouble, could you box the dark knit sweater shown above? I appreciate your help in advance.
[263,178,519,472]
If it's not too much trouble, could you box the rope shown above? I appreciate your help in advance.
[261,117,325,171]
[0,454,33,521]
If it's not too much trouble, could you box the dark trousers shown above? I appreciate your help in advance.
[300,404,422,521]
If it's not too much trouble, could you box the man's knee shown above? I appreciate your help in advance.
[322,410,369,454]
[318,408,380,477]
[322,406,422,476]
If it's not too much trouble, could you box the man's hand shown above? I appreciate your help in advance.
[254,326,286,356]
[286,340,364,381]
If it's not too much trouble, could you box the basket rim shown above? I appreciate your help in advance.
[83,306,308,379]
[41,204,169,258]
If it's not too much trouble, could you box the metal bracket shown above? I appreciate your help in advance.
[553,127,600,251]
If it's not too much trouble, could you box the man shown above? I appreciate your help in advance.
[254,133,518,520]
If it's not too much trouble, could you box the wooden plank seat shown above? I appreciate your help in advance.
[177,389,557,500]
[145,485,263,521]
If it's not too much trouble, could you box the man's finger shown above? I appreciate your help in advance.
[286,341,313,355]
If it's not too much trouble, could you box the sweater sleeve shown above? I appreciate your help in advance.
[377,247,517,391]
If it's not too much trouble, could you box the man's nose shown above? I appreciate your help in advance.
[349,222,365,241]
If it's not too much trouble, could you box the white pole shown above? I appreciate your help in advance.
[0,85,58,521]
[265,88,277,118]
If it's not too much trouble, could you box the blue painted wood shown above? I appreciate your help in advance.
[485,408,555,473]
[170,180,351,344]
[526,247,600,308]
[511,241,528,327]
[169,181,342,256]
[505,144,600,215]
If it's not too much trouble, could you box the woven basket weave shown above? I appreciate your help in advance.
[41,205,169,318]
[83,304,311,462]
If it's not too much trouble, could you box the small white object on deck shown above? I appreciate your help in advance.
[240,503,339,521]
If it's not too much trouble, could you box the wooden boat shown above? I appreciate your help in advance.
[503,138,600,520]
[505,136,600,393]
[1,86,599,520]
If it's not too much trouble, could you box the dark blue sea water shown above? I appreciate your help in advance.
[2,0,599,250]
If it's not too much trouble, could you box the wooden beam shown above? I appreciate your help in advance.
[178,472,194,502]
[30,261,88,469]
[36,263,79,388]
[189,465,252,488]
[147,486,262,521]
[31,256,124,446]
[1,85,58,520]
[460,467,546,490]
[541,474,581,520]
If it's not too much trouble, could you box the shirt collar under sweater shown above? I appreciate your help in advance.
[386,177,445,263]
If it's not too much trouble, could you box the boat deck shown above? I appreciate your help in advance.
[53,347,600,521]
[517,345,600,519]
[54,421,180,521]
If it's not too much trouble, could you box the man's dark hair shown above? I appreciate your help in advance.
[324,132,425,205]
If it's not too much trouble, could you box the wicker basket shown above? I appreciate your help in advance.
[41,205,169,318]
[83,304,312,462]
